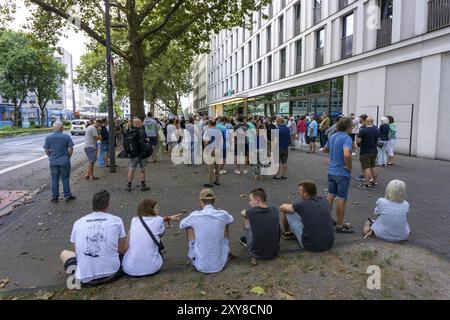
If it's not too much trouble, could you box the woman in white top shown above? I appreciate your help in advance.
[367,180,410,242]
[122,199,181,277]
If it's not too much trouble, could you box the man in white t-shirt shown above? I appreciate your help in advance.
[60,190,126,287]
[180,188,234,273]
[84,120,101,180]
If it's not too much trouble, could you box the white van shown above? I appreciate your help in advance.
[70,119,89,135]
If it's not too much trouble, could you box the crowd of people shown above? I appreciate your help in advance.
[41,110,408,288]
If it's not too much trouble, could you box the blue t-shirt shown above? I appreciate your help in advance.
[325,132,353,177]
[308,121,318,137]
[43,131,74,166]
[277,125,291,151]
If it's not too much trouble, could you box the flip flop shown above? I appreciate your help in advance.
[336,226,355,234]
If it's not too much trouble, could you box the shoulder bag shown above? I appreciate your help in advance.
[139,216,165,258]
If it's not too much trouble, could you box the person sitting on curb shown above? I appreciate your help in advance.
[279,181,334,252]
[364,180,410,242]
[239,188,280,265]
[122,199,181,277]
[60,190,126,287]
[179,188,234,273]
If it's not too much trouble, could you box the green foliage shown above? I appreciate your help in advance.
[62,120,71,127]
[98,97,108,113]
[0,125,13,132]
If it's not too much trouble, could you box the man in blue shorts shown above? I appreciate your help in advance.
[323,117,355,234]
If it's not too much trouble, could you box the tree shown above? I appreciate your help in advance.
[2,0,271,119]
[0,30,39,128]
[32,47,68,127]
[98,96,108,113]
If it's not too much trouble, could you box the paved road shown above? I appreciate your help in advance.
[0,132,86,194]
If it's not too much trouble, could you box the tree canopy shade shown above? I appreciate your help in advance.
[4,0,272,119]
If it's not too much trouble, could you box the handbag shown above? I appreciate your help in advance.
[158,128,166,142]
[139,216,165,258]
[377,139,384,148]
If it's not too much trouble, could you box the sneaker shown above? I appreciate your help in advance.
[65,195,76,202]
[371,182,379,188]
[359,184,371,190]
[126,183,132,192]
[213,181,221,186]
[243,169,248,174]
[281,176,287,180]
[140,184,150,191]
[234,170,241,175]
[219,170,227,174]
[352,152,357,156]
[355,175,365,182]
[203,183,214,188]
[51,198,59,204]
[239,236,247,248]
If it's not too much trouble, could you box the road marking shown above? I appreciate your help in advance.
[0,143,84,175]
[13,141,34,146]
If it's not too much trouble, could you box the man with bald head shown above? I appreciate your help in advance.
[125,118,151,192]
[44,121,76,203]
[356,117,380,190]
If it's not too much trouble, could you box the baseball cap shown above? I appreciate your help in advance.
[199,188,215,201]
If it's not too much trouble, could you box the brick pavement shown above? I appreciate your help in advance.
[0,148,449,291]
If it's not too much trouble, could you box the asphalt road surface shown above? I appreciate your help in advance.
[0,131,86,192]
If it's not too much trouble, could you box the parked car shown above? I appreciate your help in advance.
[70,119,89,135]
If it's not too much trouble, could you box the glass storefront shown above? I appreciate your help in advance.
[248,77,343,118]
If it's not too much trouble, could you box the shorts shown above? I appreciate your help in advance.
[360,153,377,170]
[84,147,97,164]
[129,157,147,170]
[279,150,289,164]
[188,239,229,273]
[327,174,351,201]
[308,136,317,143]
[350,133,357,142]
[285,213,304,248]
[63,256,123,288]
[243,228,258,258]
[149,137,158,146]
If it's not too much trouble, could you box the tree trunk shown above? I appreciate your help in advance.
[13,101,20,128]
[40,106,46,127]
[128,62,145,120]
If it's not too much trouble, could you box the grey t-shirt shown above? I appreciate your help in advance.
[143,117,158,137]
[246,206,280,260]
[292,197,334,252]
[84,125,98,148]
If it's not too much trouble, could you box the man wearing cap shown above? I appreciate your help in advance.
[179,189,234,273]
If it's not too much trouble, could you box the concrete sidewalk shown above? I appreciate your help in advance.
[0,149,449,292]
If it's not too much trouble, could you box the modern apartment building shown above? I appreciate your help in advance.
[206,0,450,160]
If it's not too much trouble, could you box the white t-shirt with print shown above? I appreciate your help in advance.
[84,125,98,148]
[179,205,233,273]
[122,216,165,276]
[70,212,126,283]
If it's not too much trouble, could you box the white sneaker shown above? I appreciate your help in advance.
[243,169,248,174]
[234,170,241,175]
[352,152,357,156]
[219,170,227,174]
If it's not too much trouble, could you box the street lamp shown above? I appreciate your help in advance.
[105,0,116,173]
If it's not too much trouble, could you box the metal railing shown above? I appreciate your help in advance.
[341,35,353,59]
[315,47,324,67]
[313,5,322,25]
[428,0,450,31]
[339,0,349,11]
[376,17,392,48]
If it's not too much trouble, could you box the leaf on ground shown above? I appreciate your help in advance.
[250,286,265,296]
[278,291,294,300]
[240,194,247,198]
[0,277,10,288]
[36,291,53,300]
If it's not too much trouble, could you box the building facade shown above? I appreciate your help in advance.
[192,53,208,115]
[206,0,450,160]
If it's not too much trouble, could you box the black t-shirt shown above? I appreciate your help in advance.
[246,206,280,260]
[358,126,380,155]
[292,197,334,252]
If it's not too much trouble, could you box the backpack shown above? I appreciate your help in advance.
[141,140,153,158]
[123,129,140,158]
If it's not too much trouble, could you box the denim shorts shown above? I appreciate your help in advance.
[286,213,304,248]
[84,147,97,164]
[328,174,351,201]
[129,157,147,170]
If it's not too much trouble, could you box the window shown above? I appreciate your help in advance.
[294,1,301,36]
[249,66,253,89]
[278,15,284,46]
[313,0,322,25]
[315,28,325,67]
[377,0,393,48]
[241,47,245,67]
[267,24,272,52]
[268,1,273,19]
[248,40,252,63]
[267,55,272,82]
[256,34,260,58]
[257,61,262,86]
[230,34,234,52]
[236,73,239,92]
[295,39,302,74]
[281,0,286,8]
[280,48,286,79]
[341,13,354,59]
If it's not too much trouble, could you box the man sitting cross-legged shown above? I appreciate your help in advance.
[239,188,280,265]
[279,181,335,253]
[179,188,234,273]
[60,190,127,287]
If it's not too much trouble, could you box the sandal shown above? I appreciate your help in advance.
[336,226,355,234]
[281,232,296,240]
[92,176,100,180]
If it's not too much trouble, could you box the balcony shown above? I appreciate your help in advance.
[341,35,353,59]
[427,0,450,32]
[339,0,349,11]
[315,47,324,67]
[313,5,322,25]
[376,17,392,48]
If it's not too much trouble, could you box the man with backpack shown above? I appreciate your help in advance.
[124,118,152,192]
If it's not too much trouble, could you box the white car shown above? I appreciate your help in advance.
[70,119,89,135]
